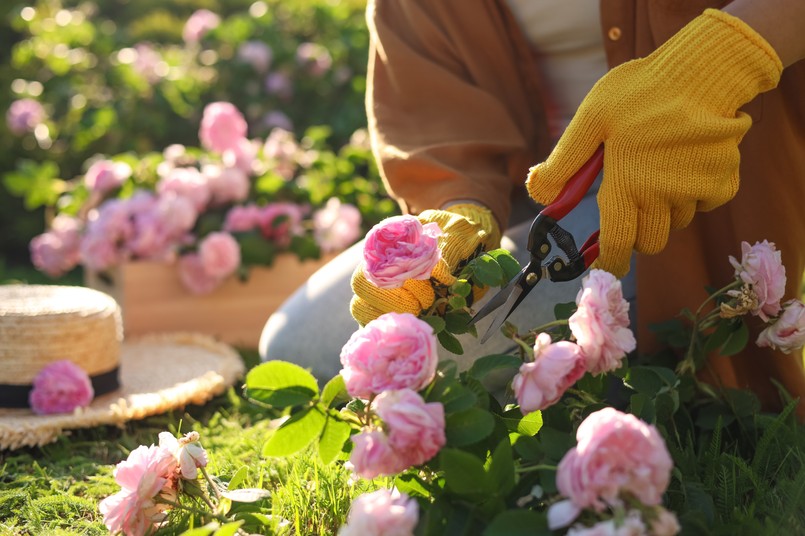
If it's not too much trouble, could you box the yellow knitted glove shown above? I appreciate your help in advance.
[526,9,782,277]
[350,204,501,326]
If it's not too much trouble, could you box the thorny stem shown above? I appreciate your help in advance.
[200,466,223,502]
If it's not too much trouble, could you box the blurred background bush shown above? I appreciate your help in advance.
[1,0,391,278]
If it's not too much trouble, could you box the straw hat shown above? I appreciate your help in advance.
[0,284,245,450]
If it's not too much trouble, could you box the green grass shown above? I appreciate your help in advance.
[0,351,380,536]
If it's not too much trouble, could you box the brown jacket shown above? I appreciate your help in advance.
[366,0,805,416]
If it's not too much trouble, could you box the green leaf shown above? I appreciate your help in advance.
[320,375,348,408]
[438,330,464,355]
[451,280,473,298]
[440,384,478,414]
[467,354,522,381]
[629,393,656,423]
[440,448,490,496]
[213,522,245,536]
[262,407,327,457]
[245,361,320,409]
[488,249,522,282]
[444,310,474,335]
[472,255,505,287]
[318,415,352,464]
[703,319,735,353]
[537,426,576,461]
[290,234,321,261]
[482,510,550,536]
[445,408,495,446]
[422,315,447,334]
[220,488,272,503]
[448,295,467,310]
[237,231,277,266]
[487,439,515,496]
[516,411,544,436]
[719,320,749,356]
[226,466,249,491]
[625,366,679,396]
[553,301,577,321]
[180,525,217,536]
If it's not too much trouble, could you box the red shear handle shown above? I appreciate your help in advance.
[580,229,600,269]
[541,146,604,221]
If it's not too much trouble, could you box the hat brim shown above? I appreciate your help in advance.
[0,332,245,450]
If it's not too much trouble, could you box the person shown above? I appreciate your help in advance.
[260,0,805,417]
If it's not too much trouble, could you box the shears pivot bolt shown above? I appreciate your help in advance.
[526,272,539,286]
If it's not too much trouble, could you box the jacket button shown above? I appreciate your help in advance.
[608,27,622,41]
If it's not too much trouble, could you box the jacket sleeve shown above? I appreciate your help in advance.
[366,0,550,227]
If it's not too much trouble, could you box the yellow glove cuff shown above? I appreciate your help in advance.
[418,204,501,270]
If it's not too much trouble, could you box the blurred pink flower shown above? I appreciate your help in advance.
[348,430,406,479]
[163,144,187,163]
[178,253,224,295]
[158,431,208,480]
[651,507,681,536]
[569,269,635,375]
[133,43,164,84]
[263,127,298,179]
[84,160,132,194]
[339,489,419,536]
[182,9,220,43]
[296,42,332,77]
[259,202,306,247]
[6,98,45,135]
[728,240,786,321]
[203,164,250,204]
[555,408,672,514]
[80,199,137,271]
[28,360,94,415]
[224,204,262,233]
[222,138,259,175]
[128,193,197,262]
[198,232,241,279]
[30,215,82,277]
[237,41,273,72]
[512,333,586,413]
[374,389,445,469]
[100,444,178,536]
[340,312,438,398]
[565,512,647,536]
[264,71,293,100]
[262,111,294,133]
[157,166,211,212]
[757,299,805,353]
[362,215,442,289]
[314,197,362,253]
[199,102,248,154]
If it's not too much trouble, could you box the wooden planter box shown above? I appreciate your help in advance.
[85,254,333,348]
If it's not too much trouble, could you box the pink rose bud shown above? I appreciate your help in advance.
[362,215,442,289]
[199,102,248,154]
[29,360,94,415]
[556,408,672,512]
[374,389,445,469]
[84,160,132,194]
[182,9,220,43]
[314,198,362,253]
[158,431,208,480]
[178,253,224,295]
[6,98,46,135]
[512,333,586,413]
[348,430,406,479]
[340,312,438,398]
[569,269,636,375]
[198,232,241,279]
[728,240,786,321]
[339,489,419,536]
[756,299,805,353]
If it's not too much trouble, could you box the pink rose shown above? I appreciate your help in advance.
[84,160,132,194]
[340,312,438,398]
[756,299,805,353]
[100,444,178,536]
[258,202,306,247]
[203,164,250,205]
[362,215,443,289]
[262,127,298,179]
[512,333,586,413]
[198,232,241,279]
[6,98,45,135]
[199,102,248,154]
[158,431,208,480]
[133,43,163,84]
[374,389,445,469]
[556,408,672,513]
[569,269,636,375]
[157,166,211,212]
[30,215,82,277]
[28,360,94,415]
[314,198,362,253]
[178,253,224,295]
[128,193,197,261]
[224,204,262,233]
[650,507,681,536]
[237,41,273,72]
[222,138,259,175]
[348,430,406,479]
[182,9,220,43]
[339,489,419,536]
[728,240,786,321]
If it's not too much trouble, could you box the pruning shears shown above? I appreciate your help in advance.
[468,146,605,343]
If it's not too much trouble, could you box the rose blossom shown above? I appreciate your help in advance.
[99,444,178,536]
[237,41,273,72]
[569,269,636,374]
[28,360,94,414]
[262,127,298,179]
[203,164,250,205]
[178,253,224,295]
[157,166,211,212]
[728,240,786,321]
[222,137,259,175]
[199,102,248,154]
[340,312,438,398]
[30,215,82,277]
[158,431,208,480]
[182,9,220,43]
[224,204,262,233]
[348,430,406,479]
[198,232,241,279]
[757,299,805,353]
[554,408,672,515]
[84,160,132,194]
[6,98,45,135]
[362,215,443,289]
[314,197,362,253]
[259,202,306,247]
[374,389,445,469]
[296,42,332,77]
[512,332,586,413]
[339,489,419,536]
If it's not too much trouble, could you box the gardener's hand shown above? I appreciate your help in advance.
[350,204,500,326]
[526,9,782,278]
